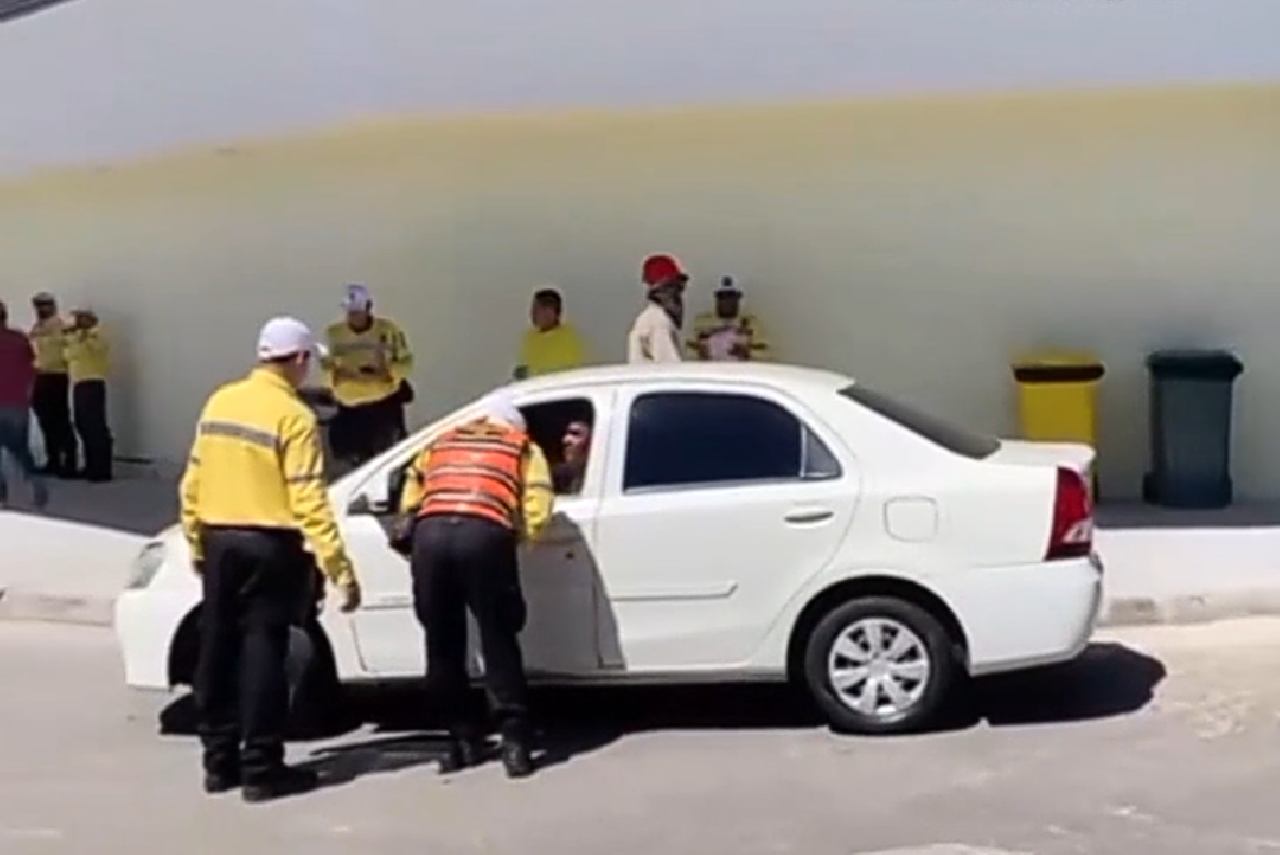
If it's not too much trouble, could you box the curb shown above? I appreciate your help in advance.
[0,589,115,627]
[3,588,1280,632]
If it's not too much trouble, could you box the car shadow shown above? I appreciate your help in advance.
[964,641,1167,730]
[155,642,1165,785]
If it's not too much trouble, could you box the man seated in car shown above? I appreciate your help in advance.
[551,420,591,495]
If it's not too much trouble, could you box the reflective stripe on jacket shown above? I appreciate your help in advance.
[178,367,355,586]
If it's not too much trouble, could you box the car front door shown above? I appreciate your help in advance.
[592,384,860,672]
[347,390,610,678]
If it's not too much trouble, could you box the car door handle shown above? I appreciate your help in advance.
[784,508,835,525]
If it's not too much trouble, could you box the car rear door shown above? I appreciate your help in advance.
[592,382,861,672]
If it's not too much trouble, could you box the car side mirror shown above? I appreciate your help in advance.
[347,494,375,515]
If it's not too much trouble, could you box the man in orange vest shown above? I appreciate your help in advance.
[397,390,554,778]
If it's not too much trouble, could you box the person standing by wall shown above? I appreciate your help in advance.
[397,391,554,779]
[0,299,49,510]
[687,276,773,362]
[627,253,688,364]
[28,292,76,477]
[180,316,361,803]
[514,288,588,380]
[322,284,414,468]
[64,306,113,483]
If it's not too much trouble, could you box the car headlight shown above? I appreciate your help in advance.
[125,542,167,590]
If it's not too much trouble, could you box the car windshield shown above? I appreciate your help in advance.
[838,384,1000,460]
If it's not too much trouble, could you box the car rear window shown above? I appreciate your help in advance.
[838,384,1000,460]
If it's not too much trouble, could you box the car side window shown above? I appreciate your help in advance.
[622,391,841,492]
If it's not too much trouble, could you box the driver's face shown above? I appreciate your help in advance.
[563,421,591,459]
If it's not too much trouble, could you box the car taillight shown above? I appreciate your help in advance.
[1046,466,1093,560]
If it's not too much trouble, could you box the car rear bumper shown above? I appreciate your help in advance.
[939,552,1104,677]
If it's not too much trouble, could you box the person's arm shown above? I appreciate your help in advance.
[398,447,431,515]
[744,314,771,361]
[514,331,532,380]
[320,328,340,387]
[280,410,356,588]
[87,328,111,371]
[21,335,36,401]
[178,419,207,566]
[519,442,555,542]
[650,316,684,363]
[387,322,413,385]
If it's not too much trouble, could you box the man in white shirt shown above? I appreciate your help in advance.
[627,253,687,364]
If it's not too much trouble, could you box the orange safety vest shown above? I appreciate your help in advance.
[416,420,528,529]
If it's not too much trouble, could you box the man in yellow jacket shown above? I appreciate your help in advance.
[397,390,553,779]
[514,288,588,379]
[322,284,414,468]
[64,306,114,482]
[29,292,77,477]
[687,277,772,362]
[179,316,361,803]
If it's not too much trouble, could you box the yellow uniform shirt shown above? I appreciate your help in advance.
[64,325,111,382]
[322,317,413,407]
[30,317,68,374]
[398,424,555,543]
[687,311,772,361]
[178,368,356,586]
[518,322,587,378]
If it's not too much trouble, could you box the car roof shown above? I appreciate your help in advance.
[508,362,856,398]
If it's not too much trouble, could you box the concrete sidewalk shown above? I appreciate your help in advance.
[2,476,1280,629]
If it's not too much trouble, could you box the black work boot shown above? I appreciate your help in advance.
[202,769,241,794]
[241,765,319,804]
[500,736,534,779]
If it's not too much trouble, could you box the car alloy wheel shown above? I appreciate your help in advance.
[826,617,930,720]
[802,595,957,734]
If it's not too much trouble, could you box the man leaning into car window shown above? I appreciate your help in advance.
[551,420,591,495]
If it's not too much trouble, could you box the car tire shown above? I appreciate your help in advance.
[285,624,349,739]
[802,596,957,735]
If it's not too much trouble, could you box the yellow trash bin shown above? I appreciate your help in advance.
[1011,352,1105,448]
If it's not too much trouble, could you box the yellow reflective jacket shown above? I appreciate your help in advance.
[178,368,356,586]
[322,317,413,407]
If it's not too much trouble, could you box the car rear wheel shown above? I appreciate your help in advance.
[802,596,957,734]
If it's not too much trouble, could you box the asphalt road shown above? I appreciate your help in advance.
[4,620,1280,855]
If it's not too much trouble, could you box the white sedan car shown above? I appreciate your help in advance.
[115,363,1102,734]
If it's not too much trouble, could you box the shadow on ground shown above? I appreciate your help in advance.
[157,642,1165,784]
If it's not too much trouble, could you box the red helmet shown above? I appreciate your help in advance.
[641,254,688,291]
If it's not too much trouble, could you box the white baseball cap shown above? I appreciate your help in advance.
[341,283,372,311]
[257,316,326,360]
[478,389,526,431]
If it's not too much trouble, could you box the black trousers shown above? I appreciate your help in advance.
[194,527,314,781]
[32,373,76,473]
[71,379,112,479]
[410,514,530,739]
[329,393,402,464]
